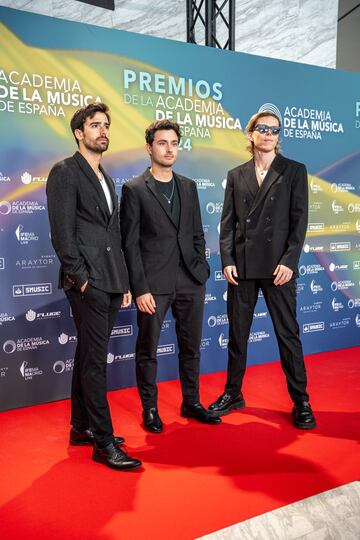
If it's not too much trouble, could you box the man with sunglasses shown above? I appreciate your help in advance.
[208,111,316,430]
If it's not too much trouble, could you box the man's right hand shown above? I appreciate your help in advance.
[80,280,88,293]
[223,265,238,286]
[136,293,156,314]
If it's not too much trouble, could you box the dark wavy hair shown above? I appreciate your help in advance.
[70,102,111,146]
[145,119,182,145]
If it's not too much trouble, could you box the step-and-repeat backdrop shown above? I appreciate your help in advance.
[0,7,359,410]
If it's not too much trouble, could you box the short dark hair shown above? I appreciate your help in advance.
[145,119,181,145]
[70,102,111,146]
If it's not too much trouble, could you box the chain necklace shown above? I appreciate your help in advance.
[161,178,175,204]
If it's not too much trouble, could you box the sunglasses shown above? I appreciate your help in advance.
[253,124,281,135]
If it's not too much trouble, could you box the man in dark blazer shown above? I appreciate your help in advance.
[120,119,220,432]
[47,102,141,469]
[208,110,316,429]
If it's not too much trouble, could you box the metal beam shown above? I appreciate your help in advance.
[187,0,235,50]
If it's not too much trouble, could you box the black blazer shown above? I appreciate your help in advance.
[120,168,210,297]
[220,154,308,279]
[46,151,129,293]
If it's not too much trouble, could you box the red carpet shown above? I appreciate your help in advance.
[0,347,359,539]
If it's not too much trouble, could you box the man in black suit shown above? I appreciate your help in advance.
[47,102,142,469]
[208,110,316,429]
[120,120,220,432]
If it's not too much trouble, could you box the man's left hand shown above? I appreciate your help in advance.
[121,291,132,308]
[273,264,293,286]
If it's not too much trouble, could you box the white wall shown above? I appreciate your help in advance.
[0,0,338,68]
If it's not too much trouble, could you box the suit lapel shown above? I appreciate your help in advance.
[241,159,259,199]
[100,166,118,224]
[73,151,110,221]
[144,168,177,227]
[248,154,287,217]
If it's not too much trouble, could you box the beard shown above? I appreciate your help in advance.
[83,137,109,154]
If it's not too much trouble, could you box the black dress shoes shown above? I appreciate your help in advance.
[142,408,163,433]
[292,402,316,429]
[70,427,125,446]
[208,392,246,417]
[92,442,142,471]
[181,403,221,424]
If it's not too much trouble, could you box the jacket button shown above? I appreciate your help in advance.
[106,246,111,252]
[266,217,271,222]
[267,238,272,242]
[246,218,251,223]
[96,206,100,210]
[270,196,275,201]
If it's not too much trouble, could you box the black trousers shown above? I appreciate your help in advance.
[65,285,122,448]
[225,278,309,404]
[135,265,205,409]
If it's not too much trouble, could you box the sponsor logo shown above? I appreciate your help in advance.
[353,261,360,270]
[15,255,56,270]
[202,224,210,234]
[205,293,217,304]
[200,337,211,350]
[330,242,351,252]
[0,171,11,183]
[53,359,74,373]
[3,337,49,353]
[207,314,228,327]
[107,351,135,363]
[0,258,4,270]
[329,263,348,272]
[13,283,52,297]
[25,309,61,321]
[249,331,270,343]
[0,367,9,378]
[157,344,175,356]
[161,319,171,331]
[329,318,350,330]
[331,298,344,312]
[0,200,46,214]
[303,243,324,253]
[299,301,322,313]
[223,290,228,302]
[254,311,267,319]
[331,200,344,214]
[20,361,43,380]
[0,312,16,324]
[330,280,354,291]
[58,333,77,345]
[221,178,227,189]
[195,178,215,189]
[329,223,351,232]
[348,298,360,309]
[355,314,360,328]
[21,172,47,184]
[299,264,324,276]
[356,220,360,233]
[15,224,39,244]
[206,202,223,214]
[307,222,324,232]
[331,182,355,193]
[111,325,133,338]
[348,203,360,213]
[215,270,225,281]
[218,332,228,349]
[310,280,323,294]
[309,201,323,212]
[303,321,325,333]
[296,282,306,294]
[205,248,210,259]
[309,179,323,194]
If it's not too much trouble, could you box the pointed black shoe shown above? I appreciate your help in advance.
[92,442,142,471]
[292,402,316,430]
[142,408,163,433]
[70,427,125,446]
[208,392,246,417]
[181,403,221,424]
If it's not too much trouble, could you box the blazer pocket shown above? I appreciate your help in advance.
[78,245,102,278]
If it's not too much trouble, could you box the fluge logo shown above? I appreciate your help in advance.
[21,172,32,184]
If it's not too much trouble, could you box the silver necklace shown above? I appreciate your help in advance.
[161,178,175,204]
